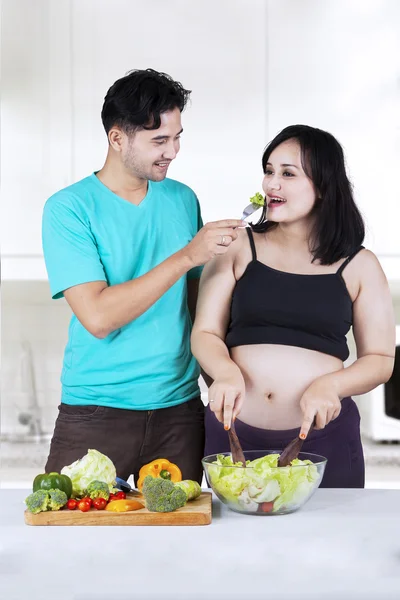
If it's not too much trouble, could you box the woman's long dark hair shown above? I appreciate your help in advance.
[252,125,365,265]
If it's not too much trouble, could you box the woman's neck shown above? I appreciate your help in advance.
[273,221,312,249]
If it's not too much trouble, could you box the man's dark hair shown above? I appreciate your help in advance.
[252,124,365,265]
[101,68,191,135]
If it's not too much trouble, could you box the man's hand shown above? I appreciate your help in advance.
[184,220,246,267]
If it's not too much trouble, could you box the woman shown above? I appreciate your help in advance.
[191,125,395,488]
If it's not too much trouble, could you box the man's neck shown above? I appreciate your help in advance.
[96,160,148,206]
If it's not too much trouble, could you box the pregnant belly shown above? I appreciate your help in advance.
[230,344,343,430]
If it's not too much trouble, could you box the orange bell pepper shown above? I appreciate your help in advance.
[137,458,182,491]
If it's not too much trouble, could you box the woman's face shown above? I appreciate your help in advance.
[262,139,318,225]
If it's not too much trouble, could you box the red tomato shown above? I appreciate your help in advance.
[78,500,91,512]
[66,499,78,510]
[108,493,117,501]
[115,491,126,500]
[93,497,107,510]
[81,496,93,507]
[260,501,274,513]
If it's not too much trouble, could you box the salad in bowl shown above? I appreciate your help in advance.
[202,450,327,515]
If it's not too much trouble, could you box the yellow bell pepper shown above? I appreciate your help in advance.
[105,499,144,512]
[137,458,182,491]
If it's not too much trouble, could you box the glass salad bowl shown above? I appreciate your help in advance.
[202,450,327,515]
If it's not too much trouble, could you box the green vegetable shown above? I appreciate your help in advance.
[25,490,49,514]
[86,480,110,501]
[61,449,117,498]
[25,488,69,513]
[33,472,72,498]
[208,453,320,513]
[142,475,187,512]
[174,480,201,501]
[47,488,68,511]
[249,192,264,207]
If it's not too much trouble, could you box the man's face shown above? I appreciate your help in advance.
[120,107,182,182]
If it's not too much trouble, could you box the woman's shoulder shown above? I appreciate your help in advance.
[228,227,255,277]
[236,226,256,253]
[353,248,382,271]
[346,248,389,290]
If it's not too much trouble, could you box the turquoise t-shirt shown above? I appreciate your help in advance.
[42,174,203,410]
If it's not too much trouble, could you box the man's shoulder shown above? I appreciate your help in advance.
[44,175,96,213]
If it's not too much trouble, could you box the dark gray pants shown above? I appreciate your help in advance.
[45,396,205,485]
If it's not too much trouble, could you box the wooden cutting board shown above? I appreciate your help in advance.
[24,492,212,526]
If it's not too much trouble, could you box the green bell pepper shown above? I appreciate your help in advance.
[33,472,73,499]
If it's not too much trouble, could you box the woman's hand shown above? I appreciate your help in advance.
[208,369,246,430]
[299,377,342,439]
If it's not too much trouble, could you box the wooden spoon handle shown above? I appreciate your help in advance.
[228,421,246,466]
[277,418,316,467]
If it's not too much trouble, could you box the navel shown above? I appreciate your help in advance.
[264,392,273,404]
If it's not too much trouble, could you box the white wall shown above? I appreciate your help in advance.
[71,0,267,222]
[0,0,73,257]
[266,0,400,255]
[2,0,400,260]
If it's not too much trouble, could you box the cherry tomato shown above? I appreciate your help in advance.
[81,496,93,507]
[66,498,78,510]
[115,491,126,500]
[93,497,107,510]
[78,500,91,512]
[108,493,117,501]
[260,501,274,513]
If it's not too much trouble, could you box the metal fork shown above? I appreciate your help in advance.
[240,202,259,221]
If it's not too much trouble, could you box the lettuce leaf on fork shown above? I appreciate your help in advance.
[249,192,265,207]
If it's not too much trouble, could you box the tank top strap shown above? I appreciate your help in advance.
[336,246,365,276]
[246,227,257,261]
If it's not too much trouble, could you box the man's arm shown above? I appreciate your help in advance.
[187,277,213,388]
[65,250,193,338]
[63,219,244,339]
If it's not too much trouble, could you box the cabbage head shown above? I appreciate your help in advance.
[61,449,117,497]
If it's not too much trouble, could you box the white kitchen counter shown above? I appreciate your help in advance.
[1,489,400,600]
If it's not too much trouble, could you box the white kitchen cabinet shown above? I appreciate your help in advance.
[1,0,72,264]
[266,0,400,260]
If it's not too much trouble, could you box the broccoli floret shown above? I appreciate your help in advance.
[142,476,187,513]
[25,490,49,514]
[86,480,110,500]
[47,488,68,510]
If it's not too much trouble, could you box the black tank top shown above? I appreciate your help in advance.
[226,229,364,361]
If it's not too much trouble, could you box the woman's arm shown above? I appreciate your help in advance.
[187,277,213,387]
[191,241,245,428]
[299,250,395,438]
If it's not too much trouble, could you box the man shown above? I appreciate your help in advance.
[42,68,243,484]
